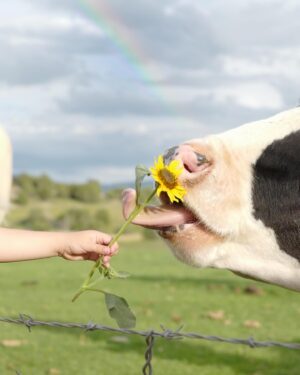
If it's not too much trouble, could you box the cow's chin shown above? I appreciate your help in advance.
[145,193,217,251]
[158,221,221,266]
[150,193,225,263]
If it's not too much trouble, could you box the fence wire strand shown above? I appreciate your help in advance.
[1,314,300,374]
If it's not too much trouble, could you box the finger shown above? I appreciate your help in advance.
[93,244,112,256]
[97,232,113,246]
[109,243,119,254]
[102,255,111,268]
[122,189,137,220]
[103,255,111,263]
[63,254,85,261]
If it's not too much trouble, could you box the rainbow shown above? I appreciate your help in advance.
[77,0,172,110]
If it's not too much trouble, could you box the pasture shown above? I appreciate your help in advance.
[0,238,300,374]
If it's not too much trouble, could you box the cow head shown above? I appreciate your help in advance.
[122,108,300,290]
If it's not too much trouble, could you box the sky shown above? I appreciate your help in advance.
[1,0,300,184]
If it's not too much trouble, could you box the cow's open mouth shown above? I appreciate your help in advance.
[154,192,199,233]
[122,189,198,233]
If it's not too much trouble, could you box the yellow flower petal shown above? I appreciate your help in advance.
[150,154,186,203]
[156,185,163,196]
[157,155,164,169]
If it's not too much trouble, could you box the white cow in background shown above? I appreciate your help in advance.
[0,128,12,223]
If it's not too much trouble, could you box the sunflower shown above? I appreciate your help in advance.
[150,155,186,203]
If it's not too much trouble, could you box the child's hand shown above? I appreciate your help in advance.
[58,230,119,267]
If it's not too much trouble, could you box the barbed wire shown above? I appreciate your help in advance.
[1,314,300,375]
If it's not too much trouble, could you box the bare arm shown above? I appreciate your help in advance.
[0,228,118,265]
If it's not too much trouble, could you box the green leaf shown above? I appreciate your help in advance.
[135,164,150,205]
[110,270,130,279]
[104,293,136,328]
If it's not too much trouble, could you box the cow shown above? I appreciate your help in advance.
[122,107,300,292]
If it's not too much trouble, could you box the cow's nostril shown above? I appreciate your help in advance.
[183,163,193,173]
[181,152,208,174]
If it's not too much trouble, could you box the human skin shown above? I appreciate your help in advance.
[0,228,119,266]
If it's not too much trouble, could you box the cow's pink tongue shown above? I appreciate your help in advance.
[122,188,195,229]
[132,205,195,229]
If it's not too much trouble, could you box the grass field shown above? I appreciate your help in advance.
[0,238,300,375]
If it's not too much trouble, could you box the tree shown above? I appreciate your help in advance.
[14,190,29,205]
[56,183,71,199]
[70,180,101,203]
[14,174,36,196]
[34,175,56,200]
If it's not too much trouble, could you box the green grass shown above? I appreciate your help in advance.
[0,239,300,375]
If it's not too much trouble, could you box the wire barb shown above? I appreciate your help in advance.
[19,314,34,332]
[142,331,155,375]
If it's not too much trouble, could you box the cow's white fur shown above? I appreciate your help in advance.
[0,127,12,223]
[162,108,300,291]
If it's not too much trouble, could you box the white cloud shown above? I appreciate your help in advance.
[0,15,103,38]
[221,49,300,80]
[213,82,284,110]
[0,0,299,183]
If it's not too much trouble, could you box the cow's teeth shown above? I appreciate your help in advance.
[158,224,186,235]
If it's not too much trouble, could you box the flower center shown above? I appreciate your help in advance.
[159,168,177,189]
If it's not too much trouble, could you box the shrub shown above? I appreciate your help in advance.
[14,174,36,195]
[20,209,52,231]
[105,188,123,200]
[70,180,101,203]
[34,175,56,200]
[14,190,29,205]
[55,208,94,231]
[56,184,71,199]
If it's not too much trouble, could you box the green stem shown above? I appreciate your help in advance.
[85,287,106,294]
[108,188,157,247]
[72,188,157,302]
[71,288,86,302]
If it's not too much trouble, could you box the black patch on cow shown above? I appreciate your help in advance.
[252,130,300,261]
[163,146,178,165]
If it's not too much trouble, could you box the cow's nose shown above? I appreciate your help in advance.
[164,144,207,173]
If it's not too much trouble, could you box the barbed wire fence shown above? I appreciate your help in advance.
[1,314,300,375]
